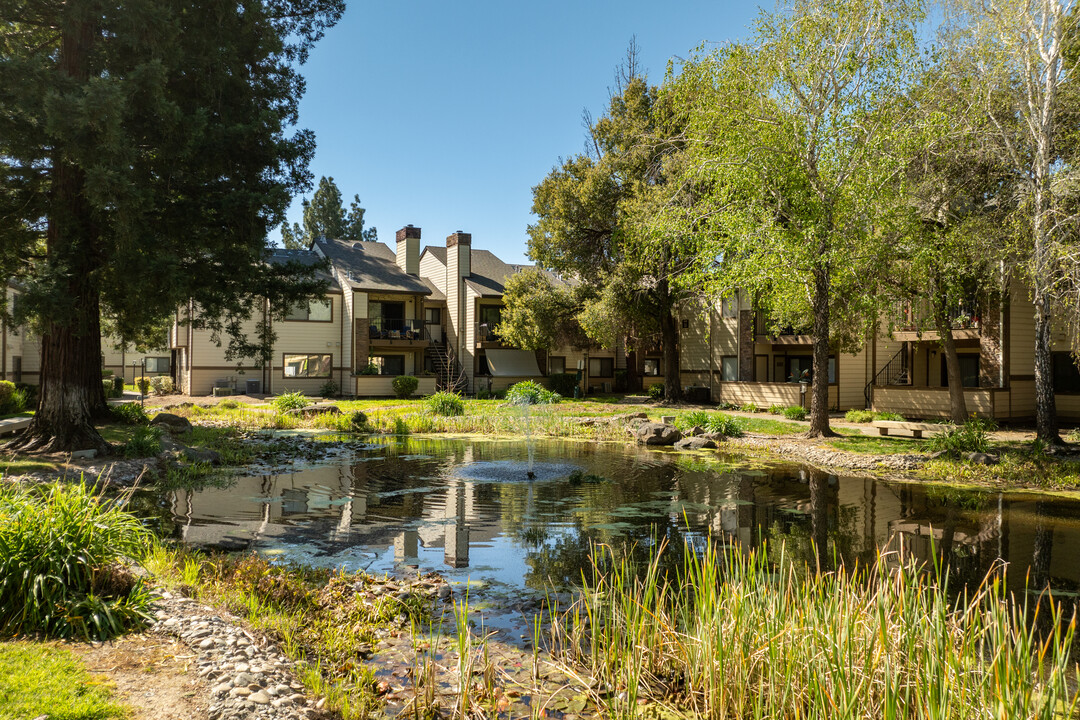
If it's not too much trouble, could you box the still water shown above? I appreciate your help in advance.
[143,436,1080,604]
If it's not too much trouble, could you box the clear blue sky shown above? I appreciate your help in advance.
[283,0,762,264]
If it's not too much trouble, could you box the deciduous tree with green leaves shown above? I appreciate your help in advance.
[665,0,922,435]
[498,268,593,352]
[0,0,341,452]
[280,175,377,248]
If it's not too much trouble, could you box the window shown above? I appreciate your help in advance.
[145,356,170,374]
[476,353,491,376]
[371,355,405,376]
[479,306,502,327]
[549,356,566,374]
[589,357,614,377]
[284,353,332,378]
[643,359,661,376]
[941,355,980,388]
[721,356,738,382]
[721,296,738,318]
[681,319,690,329]
[286,299,332,322]
[425,307,441,324]
[1053,352,1080,393]
[786,356,813,383]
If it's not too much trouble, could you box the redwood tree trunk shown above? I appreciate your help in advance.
[7,20,110,455]
[807,264,833,437]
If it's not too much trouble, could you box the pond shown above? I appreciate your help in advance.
[142,436,1080,628]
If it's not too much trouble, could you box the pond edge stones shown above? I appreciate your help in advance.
[151,589,322,720]
[632,421,682,446]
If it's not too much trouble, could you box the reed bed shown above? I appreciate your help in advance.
[550,540,1079,720]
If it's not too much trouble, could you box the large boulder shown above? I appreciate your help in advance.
[633,422,682,446]
[150,412,192,434]
[675,436,717,451]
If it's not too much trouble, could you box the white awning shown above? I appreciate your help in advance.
[485,348,543,377]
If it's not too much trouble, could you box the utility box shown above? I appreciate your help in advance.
[246,379,261,395]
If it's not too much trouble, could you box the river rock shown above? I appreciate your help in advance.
[633,422,682,446]
[285,405,341,417]
[675,436,717,451]
[151,412,193,434]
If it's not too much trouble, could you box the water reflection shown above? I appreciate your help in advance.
[149,437,1080,599]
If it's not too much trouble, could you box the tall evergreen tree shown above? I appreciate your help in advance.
[280,175,377,248]
[0,0,342,452]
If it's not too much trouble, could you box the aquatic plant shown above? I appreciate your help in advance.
[505,380,560,405]
[552,539,1079,719]
[0,482,154,639]
[927,416,996,454]
[426,391,465,416]
[272,391,309,412]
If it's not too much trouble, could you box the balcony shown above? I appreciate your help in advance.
[892,309,983,342]
[754,320,813,345]
[368,317,432,347]
[475,322,506,348]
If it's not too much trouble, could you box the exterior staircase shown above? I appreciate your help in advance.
[427,345,467,393]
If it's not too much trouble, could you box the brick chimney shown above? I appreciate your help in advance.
[447,231,471,278]
[395,225,421,276]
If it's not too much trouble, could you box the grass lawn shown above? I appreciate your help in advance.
[0,642,126,720]
[826,435,931,454]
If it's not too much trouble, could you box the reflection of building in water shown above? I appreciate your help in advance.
[443,482,470,568]
[394,529,418,561]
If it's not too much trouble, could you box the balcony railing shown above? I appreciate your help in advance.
[369,317,429,342]
[475,322,503,344]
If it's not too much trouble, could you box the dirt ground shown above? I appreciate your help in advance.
[69,633,208,720]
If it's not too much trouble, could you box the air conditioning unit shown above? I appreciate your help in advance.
[603,381,612,393]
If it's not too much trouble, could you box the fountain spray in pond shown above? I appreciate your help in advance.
[512,394,536,477]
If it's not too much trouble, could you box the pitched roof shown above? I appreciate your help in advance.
[314,238,431,295]
[419,245,567,298]
[267,248,341,291]
[420,277,446,302]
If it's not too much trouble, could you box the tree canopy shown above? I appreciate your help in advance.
[0,0,342,452]
[281,176,378,249]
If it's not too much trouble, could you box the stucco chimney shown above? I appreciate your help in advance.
[447,231,471,278]
[395,225,421,276]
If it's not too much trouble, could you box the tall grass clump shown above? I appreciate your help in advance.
[426,391,465,416]
[109,402,149,425]
[0,483,154,639]
[928,416,996,454]
[705,413,744,438]
[272,391,309,412]
[122,425,162,458]
[782,405,807,421]
[682,410,711,429]
[553,540,1078,719]
[505,380,560,405]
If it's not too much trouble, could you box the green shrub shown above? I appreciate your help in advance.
[392,375,419,399]
[476,387,491,400]
[738,403,759,413]
[102,379,121,399]
[133,376,151,395]
[768,404,785,415]
[505,380,560,405]
[426,391,464,416]
[782,405,807,421]
[319,379,339,397]
[0,380,22,415]
[648,383,665,401]
[0,483,155,639]
[272,391,309,412]
[392,416,410,435]
[548,373,579,397]
[927,417,997,454]
[110,402,149,425]
[357,363,380,376]
[683,410,711,429]
[350,410,371,431]
[122,426,162,458]
[876,411,906,421]
[217,399,241,409]
[149,376,174,395]
[101,369,114,378]
[844,409,875,423]
[706,413,745,438]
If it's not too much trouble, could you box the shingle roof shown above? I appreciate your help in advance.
[267,248,340,291]
[419,245,567,297]
[314,238,431,295]
[420,277,446,302]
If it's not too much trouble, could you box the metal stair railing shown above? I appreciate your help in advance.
[864,347,908,409]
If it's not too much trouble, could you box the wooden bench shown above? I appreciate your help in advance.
[872,420,954,439]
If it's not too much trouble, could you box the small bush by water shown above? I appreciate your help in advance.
[0,483,154,640]
[505,380,560,405]
[928,416,996,454]
[272,391,309,412]
[705,413,745,438]
[426,391,465,416]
